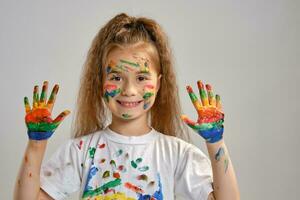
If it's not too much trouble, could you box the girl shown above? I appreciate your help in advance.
[14,13,239,200]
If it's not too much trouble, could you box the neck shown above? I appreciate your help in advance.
[109,113,151,136]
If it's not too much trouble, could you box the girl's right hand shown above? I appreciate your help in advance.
[24,81,70,140]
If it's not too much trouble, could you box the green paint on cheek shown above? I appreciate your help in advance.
[143,92,154,100]
[104,88,121,102]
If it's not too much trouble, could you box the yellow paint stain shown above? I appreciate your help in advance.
[82,192,136,200]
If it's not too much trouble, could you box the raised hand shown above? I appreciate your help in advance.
[24,81,70,140]
[181,80,224,143]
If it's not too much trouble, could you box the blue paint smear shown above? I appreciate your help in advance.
[84,166,98,192]
[137,173,163,200]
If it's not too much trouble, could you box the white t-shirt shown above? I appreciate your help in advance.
[40,126,213,200]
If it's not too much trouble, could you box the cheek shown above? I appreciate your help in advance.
[142,84,157,110]
[103,83,121,102]
[143,84,156,99]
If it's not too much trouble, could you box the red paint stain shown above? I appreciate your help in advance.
[145,84,155,89]
[124,182,144,194]
[77,140,83,150]
[24,155,28,163]
[113,172,120,179]
[104,84,117,92]
[98,143,105,148]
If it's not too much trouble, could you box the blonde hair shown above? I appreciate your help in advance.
[72,13,190,141]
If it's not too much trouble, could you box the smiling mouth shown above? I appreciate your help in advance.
[117,100,143,108]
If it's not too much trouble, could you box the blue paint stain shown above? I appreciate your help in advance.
[137,173,163,200]
[215,147,225,161]
[84,166,98,192]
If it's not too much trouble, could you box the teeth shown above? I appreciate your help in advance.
[119,101,141,107]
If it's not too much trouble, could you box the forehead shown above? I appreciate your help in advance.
[105,45,159,74]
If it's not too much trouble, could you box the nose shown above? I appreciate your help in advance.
[121,80,138,97]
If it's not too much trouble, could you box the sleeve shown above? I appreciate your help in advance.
[40,139,82,200]
[174,144,213,200]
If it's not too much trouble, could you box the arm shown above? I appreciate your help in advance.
[181,80,240,200]
[14,140,53,200]
[14,81,70,200]
[206,139,240,200]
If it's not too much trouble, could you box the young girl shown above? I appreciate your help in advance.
[14,13,239,200]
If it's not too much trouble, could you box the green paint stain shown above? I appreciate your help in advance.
[27,122,60,132]
[199,88,207,100]
[122,113,131,119]
[104,88,121,103]
[120,59,140,67]
[131,160,137,168]
[188,92,198,102]
[143,92,154,100]
[136,158,142,163]
[115,149,123,157]
[138,166,149,172]
[102,170,110,178]
[110,160,116,168]
[82,178,122,198]
[88,147,96,159]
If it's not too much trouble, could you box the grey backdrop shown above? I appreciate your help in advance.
[1,0,299,199]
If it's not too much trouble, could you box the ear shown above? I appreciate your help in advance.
[156,74,162,92]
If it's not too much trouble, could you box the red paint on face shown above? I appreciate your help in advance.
[104,84,118,91]
[144,84,155,89]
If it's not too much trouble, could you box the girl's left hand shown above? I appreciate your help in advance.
[181,80,225,143]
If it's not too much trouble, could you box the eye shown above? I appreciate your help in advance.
[137,76,148,82]
[109,75,122,81]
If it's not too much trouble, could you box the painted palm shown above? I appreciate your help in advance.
[181,80,224,143]
[24,81,70,140]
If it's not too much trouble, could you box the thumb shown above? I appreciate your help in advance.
[53,110,71,124]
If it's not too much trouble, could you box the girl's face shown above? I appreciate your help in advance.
[103,46,161,121]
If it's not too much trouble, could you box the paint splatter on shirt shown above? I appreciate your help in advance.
[40,126,213,200]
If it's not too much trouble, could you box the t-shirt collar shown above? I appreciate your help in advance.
[103,125,159,144]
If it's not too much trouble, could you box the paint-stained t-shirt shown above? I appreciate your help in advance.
[40,126,213,200]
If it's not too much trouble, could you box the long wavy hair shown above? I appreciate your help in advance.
[72,13,190,142]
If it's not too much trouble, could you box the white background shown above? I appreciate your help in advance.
[0,0,299,199]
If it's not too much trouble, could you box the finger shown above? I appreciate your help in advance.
[181,115,201,129]
[33,85,39,109]
[197,80,209,106]
[47,84,59,111]
[216,94,222,110]
[24,96,31,113]
[53,110,70,123]
[186,85,202,111]
[39,81,48,106]
[205,84,216,107]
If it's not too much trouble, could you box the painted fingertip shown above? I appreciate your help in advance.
[205,84,212,90]
[64,110,71,115]
[197,80,204,88]
[186,86,193,93]
[216,94,220,100]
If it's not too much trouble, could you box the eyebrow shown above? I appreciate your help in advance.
[106,69,151,75]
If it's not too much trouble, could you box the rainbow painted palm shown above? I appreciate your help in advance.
[24,81,70,140]
[181,80,224,143]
